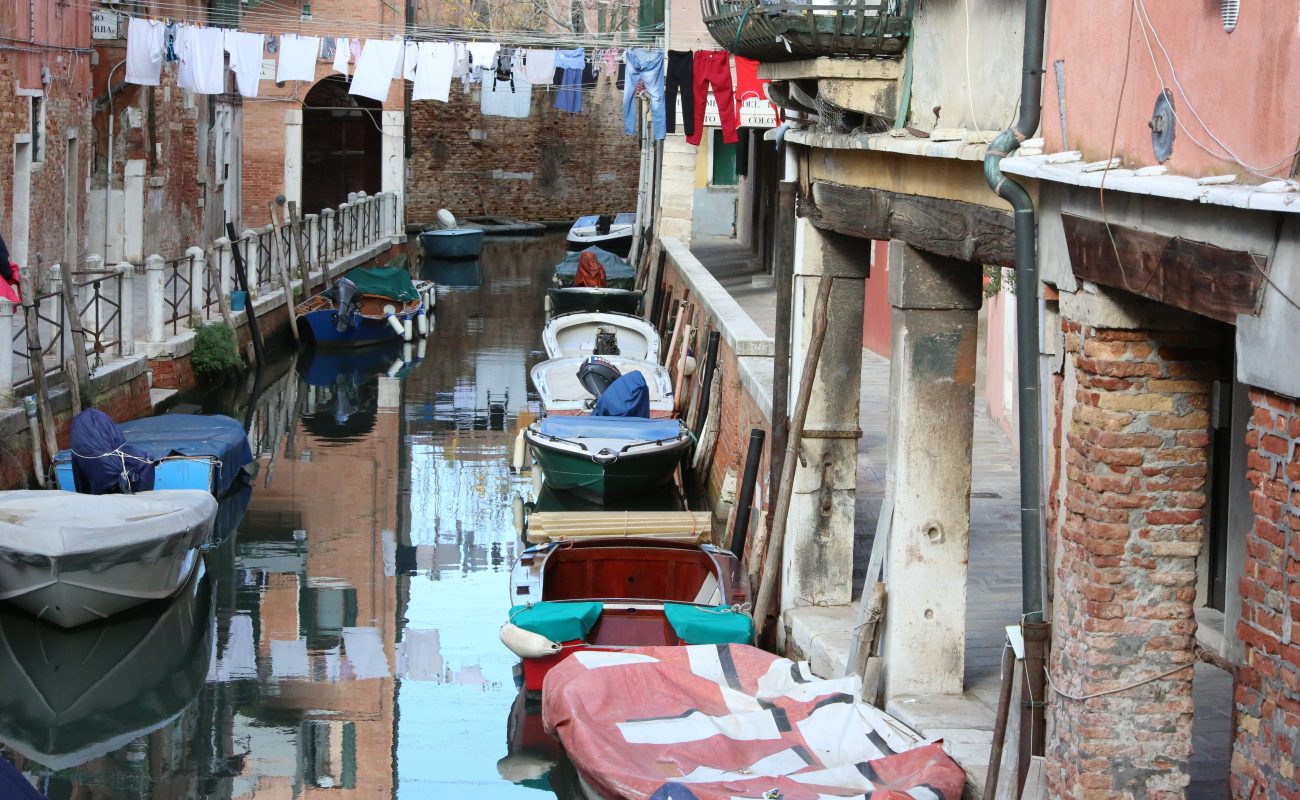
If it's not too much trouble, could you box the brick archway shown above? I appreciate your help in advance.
[300,76,382,214]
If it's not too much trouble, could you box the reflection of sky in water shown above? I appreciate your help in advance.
[0,236,566,799]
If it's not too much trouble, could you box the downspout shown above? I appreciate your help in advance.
[983,0,1049,787]
[983,0,1047,623]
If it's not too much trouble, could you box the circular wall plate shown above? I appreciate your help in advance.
[1150,89,1175,164]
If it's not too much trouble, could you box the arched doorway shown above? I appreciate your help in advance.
[301,76,382,214]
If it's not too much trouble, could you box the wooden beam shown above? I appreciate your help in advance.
[802,180,1015,267]
[1061,213,1266,324]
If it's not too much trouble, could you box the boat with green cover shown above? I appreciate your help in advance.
[525,415,691,503]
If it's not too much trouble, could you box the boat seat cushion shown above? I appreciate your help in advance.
[538,415,682,442]
[509,601,604,643]
[664,603,755,645]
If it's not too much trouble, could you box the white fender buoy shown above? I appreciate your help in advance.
[386,313,404,337]
[500,623,561,658]
[416,338,427,361]
[543,295,553,315]
[387,357,403,377]
[511,430,528,473]
[426,288,436,309]
[403,343,414,364]
[416,313,429,336]
[531,466,544,495]
[497,753,557,783]
[682,355,697,377]
[403,318,414,342]
[512,494,525,538]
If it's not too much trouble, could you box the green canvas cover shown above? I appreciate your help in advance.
[553,247,636,290]
[337,266,419,301]
[663,603,755,645]
[509,601,604,643]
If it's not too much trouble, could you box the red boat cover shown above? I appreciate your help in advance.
[542,644,966,799]
[574,250,608,288]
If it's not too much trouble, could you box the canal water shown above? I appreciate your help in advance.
[0,235,591,798]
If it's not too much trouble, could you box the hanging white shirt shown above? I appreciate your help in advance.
[277,33,320,83]
[332,36,350,76]
[412,42,454,102]
[224,30,265,98]
[177,25,226,94]
[350,39,402,102]
[480,70,532,118]
[522,49,556,85]
[404,41,419,81]
[466,42,501,75]
[125,18,166,86]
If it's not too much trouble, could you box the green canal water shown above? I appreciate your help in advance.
[0,235,608,798]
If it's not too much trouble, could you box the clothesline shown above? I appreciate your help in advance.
[83,0,663,49]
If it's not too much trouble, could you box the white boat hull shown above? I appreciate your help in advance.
[530,356,675,418]
[543,312,661,362]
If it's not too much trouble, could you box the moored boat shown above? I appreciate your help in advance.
[542,643,967,800]
[295,266,432,348]
[0,490,217,628]
[525,415,691,503]
[552,246,635,290]
[500,511,752,693]
[530,356,674,418]
[565,213,635,257]
[418,227,486,259]
[463,215,548,236]
[546,287,644,317]
[53,411,254,497]
[542,312,660,361]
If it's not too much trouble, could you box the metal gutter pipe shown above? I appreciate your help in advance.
[983,0,1048,622]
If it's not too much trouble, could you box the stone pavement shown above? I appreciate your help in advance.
[690,234,1231,798]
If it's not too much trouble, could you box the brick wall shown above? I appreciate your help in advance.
[407,84,639,226]
[1048,321,1218,797]
[1232,387,1300,798]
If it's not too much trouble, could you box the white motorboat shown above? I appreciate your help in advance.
[542,312,661,362]
[530,356,675,418]
[0,490,217,628]
[565,213,635,257]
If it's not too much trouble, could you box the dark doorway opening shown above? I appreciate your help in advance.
[301,76,382,215]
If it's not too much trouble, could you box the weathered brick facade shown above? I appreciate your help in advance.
[407,85,640,226]
[1232,387,1300,798]
[1049,320,1218,798]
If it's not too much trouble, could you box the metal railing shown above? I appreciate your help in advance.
[701,0,913,61]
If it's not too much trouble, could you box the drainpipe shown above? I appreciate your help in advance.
[983,0,1049,788]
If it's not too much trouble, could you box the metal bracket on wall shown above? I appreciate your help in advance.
[1149,89,1176,164]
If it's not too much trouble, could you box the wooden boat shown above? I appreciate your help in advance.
[500,512,752,692]
[543,312,660,361]
[552,247,636,290]
[463,215,548,235]
[295,267,433,348]
[0,490,217,628]
[525,416,691,503]
[0,563,212,771]
[565,213,635,257]
[542,644,967,800]
[53,413,253,497]
[530,356,674,418]
[546,287,644,318]
[418,227,485,259]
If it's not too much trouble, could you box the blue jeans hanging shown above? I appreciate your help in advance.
[623,49,666,141]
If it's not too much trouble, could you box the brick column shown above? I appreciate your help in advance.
[1231,388,1300,799]
[1049,319,1217,798]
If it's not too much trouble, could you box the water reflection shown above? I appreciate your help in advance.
[0,235,574,798]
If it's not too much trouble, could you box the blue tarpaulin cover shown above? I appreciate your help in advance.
[539,415,683,442]
[0,754,44,799]
[117,415,253,495]
[592,371,650,418]
[68,409,156,495]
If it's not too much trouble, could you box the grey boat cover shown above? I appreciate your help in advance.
[0,490,217,571]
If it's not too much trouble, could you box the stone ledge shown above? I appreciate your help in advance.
[785,128,988,163]
[660,237,775,358]
[737,356,774,423]
[759,58,901,81]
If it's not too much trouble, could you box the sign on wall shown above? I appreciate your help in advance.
[91,10,120,40]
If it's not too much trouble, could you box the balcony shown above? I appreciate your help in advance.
[701,0,912,62]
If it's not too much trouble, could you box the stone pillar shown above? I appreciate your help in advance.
[337,203,351,254]
[0,300,14,400]
[283,109,303,209]
[123,159,146,264]
[241,230,259,291]
[213,237,233,298]
[780,220,868,610]
[186,245,206,322]
[145,254,165,343]
[305,214,320,271]
[658,134,697,246]
[117,263,134,355]
[321,209,335,264]
[1047,287,1213,798]
[881,241,981,699]
[381,110,404,232]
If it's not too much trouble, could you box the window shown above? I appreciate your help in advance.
[30,96,45,163]
[710,130,738,186]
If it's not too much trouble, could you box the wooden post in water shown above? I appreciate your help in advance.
[227,223,265,366]
[288,201,312,296]
[20,271,59,466]
[269,202,301,345]
[59,268,90,388]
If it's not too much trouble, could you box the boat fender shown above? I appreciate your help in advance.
[416,338,427,362]
[531,466,544,495]
[426,288,436,310]
[496,753,557,783]
[682,355,697,377]
[416,313,429,336]
[403,318,414,342]
[511,430,528,473]
[387,357,404,377]
[512,494,525,538]
[543,295,553,315]
[386,313,404,337]
[500,623,561,658]
[403,343,414,365]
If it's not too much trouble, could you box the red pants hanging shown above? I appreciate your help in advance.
[688,50,738,146]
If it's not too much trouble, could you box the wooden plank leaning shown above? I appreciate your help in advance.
[20,272,59,467]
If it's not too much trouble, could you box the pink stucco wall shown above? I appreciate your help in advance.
[1043,1,1300,181]
[862,240,892,358]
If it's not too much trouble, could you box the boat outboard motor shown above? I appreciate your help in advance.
[333,278,360,333]
[69,408,156,494]
[436,208,458,230]
[577,356,622,399]
[593,327,620,356]
[595,215,613,235]
[592,371,650,418]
